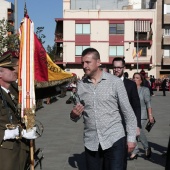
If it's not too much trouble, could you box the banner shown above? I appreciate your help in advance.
[133,48,143,59]
[34,34,75,88]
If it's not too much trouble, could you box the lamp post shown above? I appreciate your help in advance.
[136,30,139,72]
[14,0,18,33]
[136,20,139,72]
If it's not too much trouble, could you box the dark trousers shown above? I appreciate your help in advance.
[162,88,166,96]
[85,137,126,170]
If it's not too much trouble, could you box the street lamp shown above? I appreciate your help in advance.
[14,0,18,33]
[136,19,139,72]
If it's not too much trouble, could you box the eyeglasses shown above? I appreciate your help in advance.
[113,67,124,70]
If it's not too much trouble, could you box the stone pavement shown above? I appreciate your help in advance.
[35,91,169,170]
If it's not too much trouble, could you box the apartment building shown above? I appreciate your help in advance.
[0,0,15,34]
[150,0,170,78]
[55,0,157,78]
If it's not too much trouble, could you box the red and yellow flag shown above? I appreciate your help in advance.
[132,49,136,59]
[18,15,75,126]
[138,49,142,57]
[34,34,74,88]
[133,49,142,59]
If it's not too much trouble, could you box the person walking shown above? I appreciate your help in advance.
[112,57,141,163]
[70,48,137,170]
[161,78,167,96]
[131,73,155,159]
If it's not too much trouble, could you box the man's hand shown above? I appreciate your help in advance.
[136,127,140,137]
[70,103,84,119]
[127,142,136,153]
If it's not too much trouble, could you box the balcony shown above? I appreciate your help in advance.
[164,14,170,24]
[133,55,152,64]
[134,32,152,45]
[163,35,170,45]
[55,33,63,42]
[54,54,63,63]
[8,13,14,22]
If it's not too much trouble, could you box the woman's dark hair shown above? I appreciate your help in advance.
[133,72,145,86]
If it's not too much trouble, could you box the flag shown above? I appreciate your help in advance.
[132,49,136,59]
[34,34,75,88]
[133,49,142,59]
[18,12,75,128]
[138,49,142,57]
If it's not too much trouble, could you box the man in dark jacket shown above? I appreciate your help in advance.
[161,78,167,96]
[112,57,141,167]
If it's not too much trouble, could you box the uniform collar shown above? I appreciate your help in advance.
[1,86,10,93]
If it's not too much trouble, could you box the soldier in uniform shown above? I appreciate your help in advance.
[0,52,37,170]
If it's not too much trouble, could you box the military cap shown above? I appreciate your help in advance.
[0,52,17,68]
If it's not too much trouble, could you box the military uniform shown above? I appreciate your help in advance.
[0,53,29,170]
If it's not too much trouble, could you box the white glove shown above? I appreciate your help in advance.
[22,127,38,139]
[3,128,19,140]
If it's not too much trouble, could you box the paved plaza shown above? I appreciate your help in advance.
[35,91,169,170]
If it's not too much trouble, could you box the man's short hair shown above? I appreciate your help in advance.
[112,57,125,66]
[82,48,100,60]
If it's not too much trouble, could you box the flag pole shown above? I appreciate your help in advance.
[136,20,139,72]
[14,0,18,33]
[24,0,35,170]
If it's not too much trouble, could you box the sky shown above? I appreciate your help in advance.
[8,0,63,49]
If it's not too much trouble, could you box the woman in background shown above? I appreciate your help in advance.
[130,73,154,160]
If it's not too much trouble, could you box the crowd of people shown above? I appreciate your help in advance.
[69,48,169,170]
[0,48,169,170]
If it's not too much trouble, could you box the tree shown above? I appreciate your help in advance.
[0,19,19,56]
[35,27,46,44]
[46,43,57,61]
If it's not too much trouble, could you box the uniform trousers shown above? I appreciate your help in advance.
[0,140,29,170]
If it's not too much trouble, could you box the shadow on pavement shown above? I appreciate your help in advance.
[68,152,86,170]
[138,142,167,167]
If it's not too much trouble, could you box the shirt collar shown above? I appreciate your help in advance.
[85,71,108,83]
[120,76,124,81]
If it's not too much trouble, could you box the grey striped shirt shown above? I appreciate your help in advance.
[76,71,137,151]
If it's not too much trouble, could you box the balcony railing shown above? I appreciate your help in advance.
[133,55,152,63]
[8,13,14,21]
[55,33,63,41]
[54,55,63,62]
[134,33,152,41]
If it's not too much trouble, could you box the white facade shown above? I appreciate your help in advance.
[60,0,157,78]
[0,0,13,20]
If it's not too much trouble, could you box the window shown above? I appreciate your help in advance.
[109,24,124,34]
[75,24,90,34]
[75,46,90,56]
[164,4,170,14]
[109,46,124,56]
[164,49,170,58]
[164,28,170,36]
